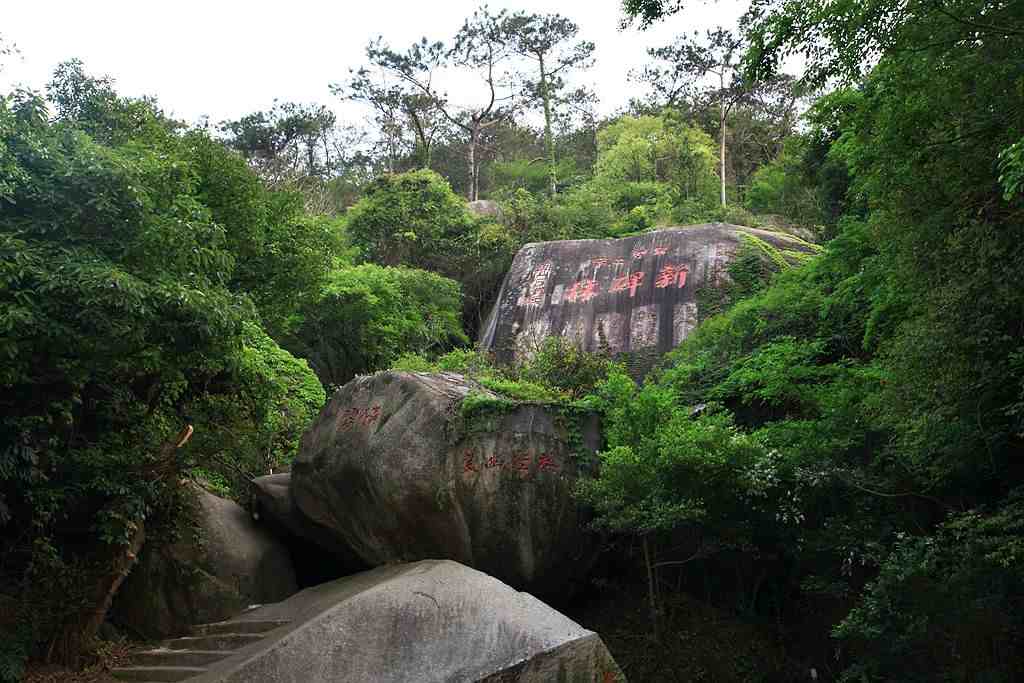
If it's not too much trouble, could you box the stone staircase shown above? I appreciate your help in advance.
[110,619,289,682]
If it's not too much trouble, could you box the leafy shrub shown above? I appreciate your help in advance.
[286,264,467,389]
[0,70,330,673]
[515,337,614,399]
[745,137,826,229]
[188,322,325,494]
[344,169,476,272]
[391,353,438,373]
[834,493,1024,682]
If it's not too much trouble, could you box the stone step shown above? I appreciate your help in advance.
[132,648,231,667]
[162,633,266,651]
[110,665,207,681]
[188,619,289,636]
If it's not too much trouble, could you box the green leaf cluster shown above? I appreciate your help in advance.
[0,66,332,671]
[285,263,467,389]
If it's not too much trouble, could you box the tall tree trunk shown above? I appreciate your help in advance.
[719,71,727,208]
[48,425,191,668]
[409,110,431,169]
[48,520,145,668]
[467,125,480,202]
[643,535,661,642]
[539,54,557,196]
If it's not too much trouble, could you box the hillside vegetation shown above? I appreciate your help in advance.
[2,0,1023,679]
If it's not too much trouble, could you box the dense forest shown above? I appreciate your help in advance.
[1,0,1023,680]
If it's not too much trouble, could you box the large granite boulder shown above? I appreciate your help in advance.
[480,223,817,374]
[291,371,600,597]
[189,560,624,683]
[112,485,298,638]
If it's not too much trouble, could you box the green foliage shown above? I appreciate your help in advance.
[745,137,826,228]
[476,377,564,403]
[188,322,325,494]
[344,168,521,330]
[390,352,438,373]
[392,338,613,406]
[496,186,616,241]
[577,367,774,538]
[0,66,331,673]
[593,113,717,200]
[998,138,1024,202]
[514,337,614,398]
[286,263,467,389]
[489,157,578,196]
[433,348,494,374]
[345,169,476,270]
[834,493,1024,682]
[490,112,727,241]
[184,131,341,336]
[588,113,718,231]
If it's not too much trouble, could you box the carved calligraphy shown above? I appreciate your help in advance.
[338,404,382,431]
[517,259,691,308]
[461,450,562,478]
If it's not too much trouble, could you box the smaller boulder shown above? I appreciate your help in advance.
[467,199,503,220]
[112,485,298,639]
[251,473,367,583]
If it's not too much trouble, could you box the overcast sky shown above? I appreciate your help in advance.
[1,0,748,127]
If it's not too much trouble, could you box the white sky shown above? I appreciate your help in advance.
[0,0,749,127]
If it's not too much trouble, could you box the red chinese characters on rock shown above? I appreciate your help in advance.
[551,259,690,303]
[609,271,646,297]
[461,451,560,478]
[338,404,382,431]
[528,262,553,306]
[537,454,559,472]
[653,246,669,256]
[654,263,689,289]
[564,279,599,303]
[511,453,531,473]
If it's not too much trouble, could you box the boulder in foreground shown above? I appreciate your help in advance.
[189,560,624,683]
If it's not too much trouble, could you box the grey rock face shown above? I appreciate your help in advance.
[291,371,600,597]
[112,486,298,638]
[467,199,503,219]
[479,223,816,373]
[251,472,367,576]
[189,560,625,683]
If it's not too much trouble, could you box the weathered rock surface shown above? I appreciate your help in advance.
[291,371,600,597]
[467,198,503,220]
[251,473,368,584]
[480,223,816,373]
[112,486,298,638]
[188,560,625,683]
